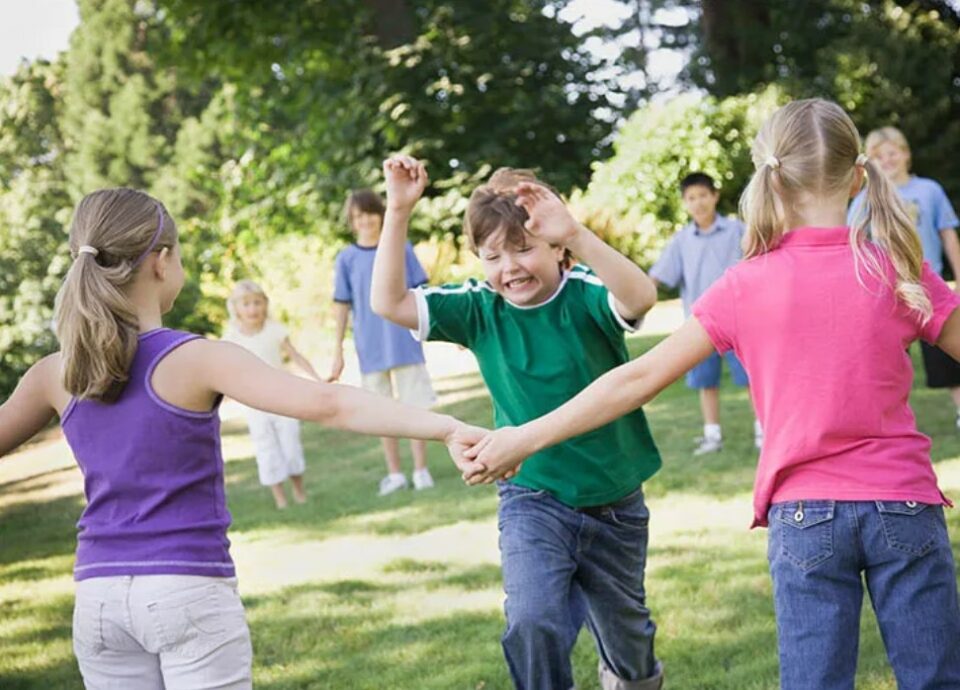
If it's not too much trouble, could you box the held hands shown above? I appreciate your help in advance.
[460,426,533,485]
[514,182,585,248]
[383,155,428,213]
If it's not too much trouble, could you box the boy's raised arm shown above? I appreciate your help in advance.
[516,183,656,321]
[370,156,427,330]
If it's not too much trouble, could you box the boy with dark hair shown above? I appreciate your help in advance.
[649,172,760,453]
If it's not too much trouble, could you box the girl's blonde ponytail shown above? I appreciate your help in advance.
[850,158,930,320]
[740,99,931,321]
[54,189,177,402]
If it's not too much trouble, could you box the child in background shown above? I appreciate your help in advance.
[331,189,438,496]
[372,156,664,690]
[223,279,320,509]
[849,126,960,428]
[0,187,484,689]
[649,172,760,454]
[468,99,960,690]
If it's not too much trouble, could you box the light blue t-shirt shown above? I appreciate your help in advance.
[649,215,745,316]
[333,242,428,374]
[848,176,959,275]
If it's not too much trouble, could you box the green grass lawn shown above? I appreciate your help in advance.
[3,335,960,689]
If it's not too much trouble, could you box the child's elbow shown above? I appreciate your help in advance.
[370,293,389,318]
[310,384,344,427]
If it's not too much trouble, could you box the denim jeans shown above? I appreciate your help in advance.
[498,482,658,690]
[768,500,960,690]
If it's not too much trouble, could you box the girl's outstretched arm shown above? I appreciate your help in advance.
[185,339,485,471]
[0,355,61,457]
[936,308,960,360]
[465,317,716,482]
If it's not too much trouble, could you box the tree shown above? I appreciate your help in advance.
[0,58,73,396]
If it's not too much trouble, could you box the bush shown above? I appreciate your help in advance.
[573,86,785,267]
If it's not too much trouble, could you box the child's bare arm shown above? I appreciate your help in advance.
[0,355,60,457]
[329,302,350,382]
[941,229,960,295]
[281,337,322,381]
[189,339,484,471]
[936,308,960,360]
[515,183,657,320]
[370,155,426,330]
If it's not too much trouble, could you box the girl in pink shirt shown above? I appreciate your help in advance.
[466,99,960,689]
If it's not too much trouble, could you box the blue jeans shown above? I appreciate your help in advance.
[498,482,658,690]
[686,350,749,389]
[768,500,960,690]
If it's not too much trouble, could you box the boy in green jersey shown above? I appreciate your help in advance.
[372,155,664,690]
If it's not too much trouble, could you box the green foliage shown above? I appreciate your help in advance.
[573,87,784,266]
[683,0,960,199]
[0,59,73,396]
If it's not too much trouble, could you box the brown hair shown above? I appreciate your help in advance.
[739,98,929,320]
[54,188,177,401]
[464,168,566,257]
[344,189,386,230]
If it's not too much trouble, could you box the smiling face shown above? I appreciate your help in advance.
[233,292,268,332]
[477,228,565,306]
[349,208,383,246]
[870,140,911,183]
[682,183,720,229]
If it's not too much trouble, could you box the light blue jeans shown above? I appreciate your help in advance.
[768,500,960,690]
[497,482,659,690]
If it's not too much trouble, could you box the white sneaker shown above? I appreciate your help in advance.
[412,468,435,490]
[378,473,408,496]
[693,436,723,455]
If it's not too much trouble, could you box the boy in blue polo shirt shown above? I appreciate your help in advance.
[649,172,760,454]
[331,188,438,495]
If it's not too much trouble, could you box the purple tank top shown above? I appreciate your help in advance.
[61,328,234,581]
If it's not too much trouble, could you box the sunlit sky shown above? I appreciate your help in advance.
[0,0,684,83]
[2,1,958,89]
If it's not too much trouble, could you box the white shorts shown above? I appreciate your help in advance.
[360,363,436,409]
[245,410,306,486]
[74,575,252,689]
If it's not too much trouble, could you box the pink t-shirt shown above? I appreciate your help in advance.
[693,226,960,527]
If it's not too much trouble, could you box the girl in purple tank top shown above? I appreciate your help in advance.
[0,188,487,690]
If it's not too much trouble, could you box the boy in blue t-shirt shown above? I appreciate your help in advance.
[848,127,960,428]
[649,172,759,454]
[331,189,438,495]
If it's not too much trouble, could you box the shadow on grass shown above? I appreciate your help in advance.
[0,493,83,568]
[0,594,78,690]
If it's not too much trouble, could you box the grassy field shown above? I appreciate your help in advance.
[2,335,960,689]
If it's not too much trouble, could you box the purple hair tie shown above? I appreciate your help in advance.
[132,203,166,267]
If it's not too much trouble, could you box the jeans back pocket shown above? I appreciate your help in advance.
[773,500,836,571]
[875,501,943,557]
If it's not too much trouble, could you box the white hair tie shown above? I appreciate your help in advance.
[855,153,869,167]
[764,156,781,170]
[77,245,99,257]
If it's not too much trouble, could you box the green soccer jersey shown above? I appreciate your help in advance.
[413,265,662,507]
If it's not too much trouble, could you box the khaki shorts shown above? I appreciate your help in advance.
[360,363,436,409]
